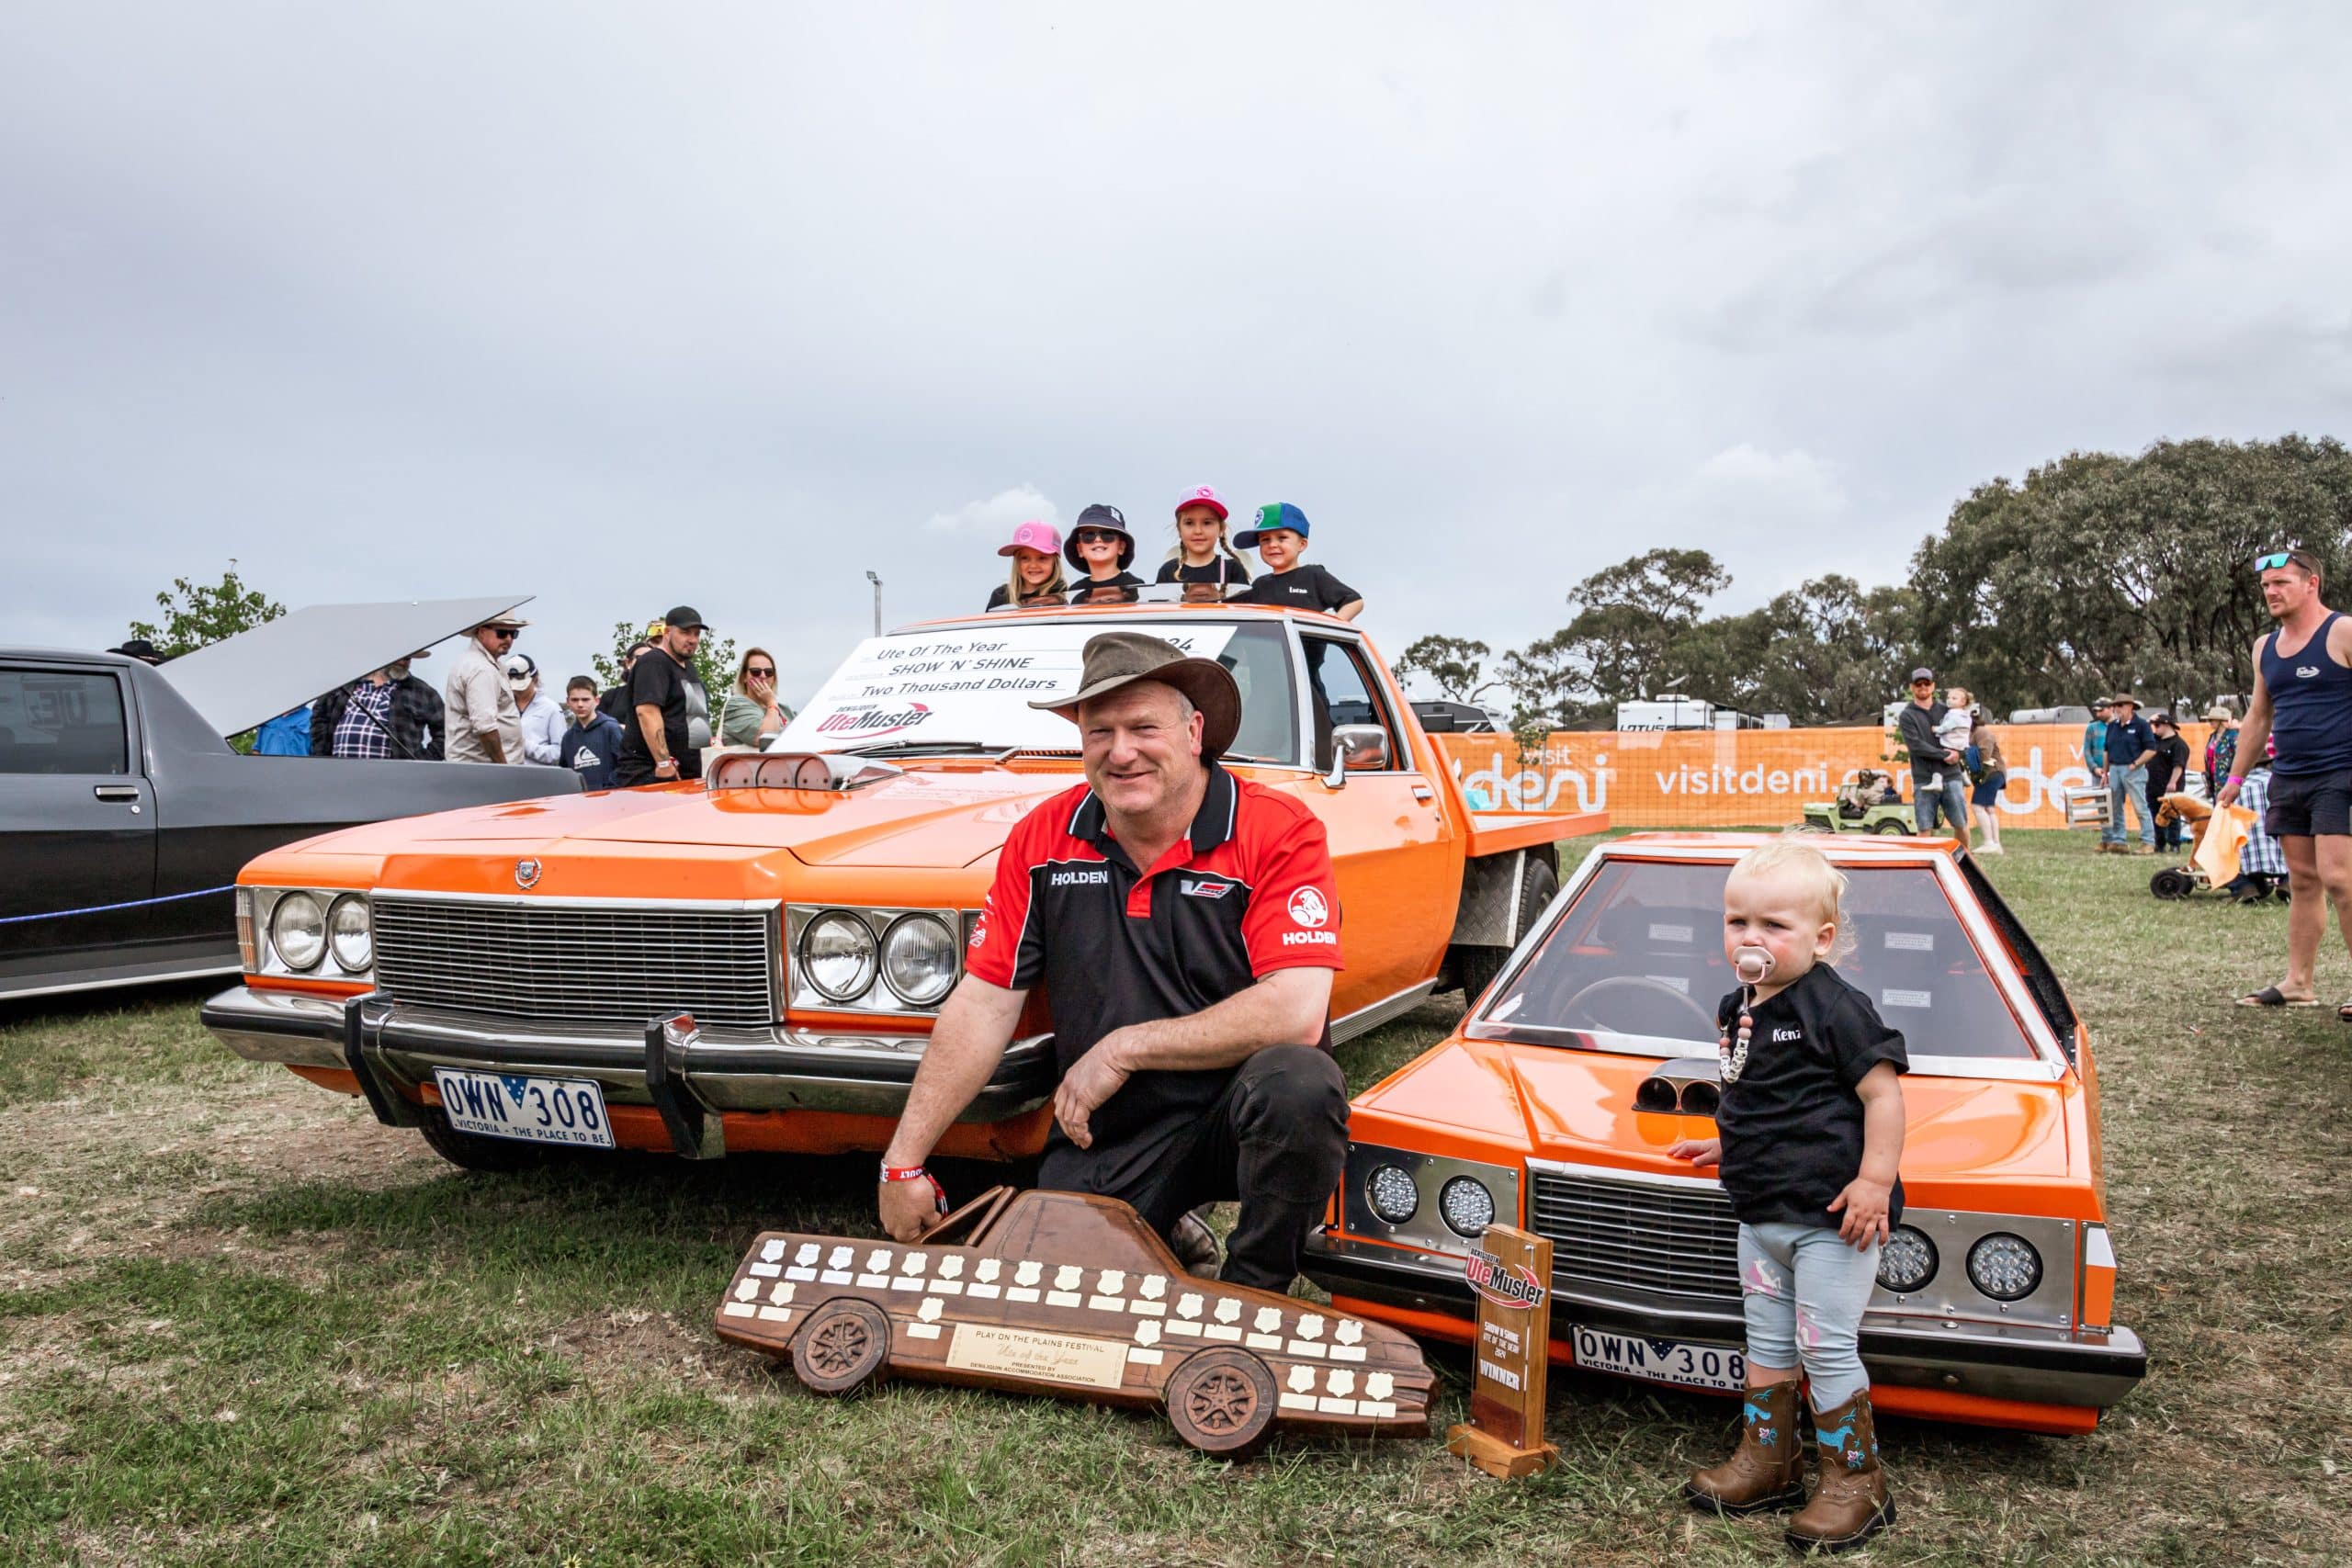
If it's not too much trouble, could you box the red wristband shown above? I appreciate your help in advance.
[880,1164,948,1213]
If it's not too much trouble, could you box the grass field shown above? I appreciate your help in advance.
[4,830,2349,1565]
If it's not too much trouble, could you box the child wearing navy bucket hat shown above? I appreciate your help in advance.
[1154,485,1252,598]
[1237,503,1363,620]
[1065,503,1148,604]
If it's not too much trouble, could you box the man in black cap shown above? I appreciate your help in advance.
[876,632,1350,1291]
[107,638,165,666]
[614,606,712,785]
[1896,669,1966,839]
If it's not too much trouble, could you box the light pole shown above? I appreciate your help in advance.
[865,570,881,637]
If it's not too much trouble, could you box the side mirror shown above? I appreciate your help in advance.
[1324,723,1390,786]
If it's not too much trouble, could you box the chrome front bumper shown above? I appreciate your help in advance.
[203,986,1056,1133]
[1304,1232,2149,1414]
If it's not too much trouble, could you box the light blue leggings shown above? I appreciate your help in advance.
[1738,1222,1879,1409]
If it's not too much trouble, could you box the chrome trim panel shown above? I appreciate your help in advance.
[1329,980,1439,1045]
[370,889,783,911]
[198,986,1054,1122]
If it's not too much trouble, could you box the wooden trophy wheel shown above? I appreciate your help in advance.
[792,1298,890,1396]
[1166,1347,1278,1458]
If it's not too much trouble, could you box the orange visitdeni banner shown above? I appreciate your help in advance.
[1430,723,2217,831]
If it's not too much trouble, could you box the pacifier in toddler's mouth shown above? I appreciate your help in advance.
[1732,944,1776,986]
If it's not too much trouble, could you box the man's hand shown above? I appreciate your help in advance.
[1052,1032,1135,1149]
[1667,1136,1720,1168]
[2216,778,2243,808]
[1827,1176,1893,1248]
[879,1177,943,1242]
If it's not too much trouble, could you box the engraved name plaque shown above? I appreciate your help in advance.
[944,1323,1128,1391]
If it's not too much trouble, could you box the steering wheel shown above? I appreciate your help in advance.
[1555,976,1720,1038]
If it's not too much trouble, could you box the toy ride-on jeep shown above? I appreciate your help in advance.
[1801,768,1912,835]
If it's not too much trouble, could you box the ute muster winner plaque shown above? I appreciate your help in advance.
[1446,1224,1559,1478]
[714,1187,1436,1460]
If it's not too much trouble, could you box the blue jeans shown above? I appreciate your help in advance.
[2103,764,2153,845]
[1738,1222,1879,1409]
[1913,774,1968,836]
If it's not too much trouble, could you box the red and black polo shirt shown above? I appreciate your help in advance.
[965,762,1345,1144]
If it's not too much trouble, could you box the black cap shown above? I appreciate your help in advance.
[662,605,710,631]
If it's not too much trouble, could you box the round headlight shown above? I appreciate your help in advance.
[1365,1165,1419,1225]
[880,913,958,1007]
[269,891,326,972]
[798,911,878,1001]
[1876,1226,1939,1293]
[1438,1176,1496,1239]
[326,894,372,973]
[1966,1233,2042,1302]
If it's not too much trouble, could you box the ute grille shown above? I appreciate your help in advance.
[372,898,776,1028]
[1526,1167,1742,1303]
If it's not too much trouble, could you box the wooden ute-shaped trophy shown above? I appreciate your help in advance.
[716,1187,1435,1459]
[1446,1224,1559,1478]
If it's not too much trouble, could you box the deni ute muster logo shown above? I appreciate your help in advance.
[1464,1247,1547,1312]
[815,701,934,739]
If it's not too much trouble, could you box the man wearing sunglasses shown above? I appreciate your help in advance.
[443,614,529,765]
[2222,547,2352,1010]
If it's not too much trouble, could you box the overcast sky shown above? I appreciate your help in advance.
[6,5,2350,707]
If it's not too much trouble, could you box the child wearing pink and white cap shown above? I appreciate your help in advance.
[1153,486,1253,595]
[987,520,1068,610]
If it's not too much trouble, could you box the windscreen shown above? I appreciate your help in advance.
[1467,859,2038,1061]
[777,620,1298,763]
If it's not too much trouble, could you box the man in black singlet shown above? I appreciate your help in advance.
[2221,547,2352,1010]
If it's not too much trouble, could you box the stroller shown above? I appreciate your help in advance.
[2148,795,2281,903]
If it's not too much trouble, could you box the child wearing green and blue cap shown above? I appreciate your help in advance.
[1237,503,1363,619]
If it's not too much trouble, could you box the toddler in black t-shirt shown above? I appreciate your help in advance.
[1669,839,1906,1551]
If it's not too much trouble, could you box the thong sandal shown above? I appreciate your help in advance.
[2237,986,2322,1008]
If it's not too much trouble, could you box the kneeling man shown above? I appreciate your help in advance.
[877,632,1350,1291]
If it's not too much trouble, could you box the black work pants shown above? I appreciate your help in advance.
[1036,1044,1350,1292]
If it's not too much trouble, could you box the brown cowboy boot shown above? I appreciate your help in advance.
[1685,1381,1807,1515]
[1786,1388,1894,1552]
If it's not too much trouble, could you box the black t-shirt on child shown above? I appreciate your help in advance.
[1713,962,1908,1231]
[987,583,1065,610]
[1068,572,1147,604]
[1242,564,1358,614]
[1154,558,1252,589]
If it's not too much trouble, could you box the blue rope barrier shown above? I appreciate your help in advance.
[0,885,237,926]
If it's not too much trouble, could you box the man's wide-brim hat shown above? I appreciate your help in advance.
[2109,694,2141,708]
[472,613,530,631]
[1029,630,1241,760]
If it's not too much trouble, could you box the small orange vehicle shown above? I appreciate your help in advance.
[201,594,1600,1169]
[1301,832,2148,1436]
[716,1186,1433,1457]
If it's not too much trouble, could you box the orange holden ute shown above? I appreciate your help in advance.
[201,597,1601,1173]
[1301,832,2147,1435]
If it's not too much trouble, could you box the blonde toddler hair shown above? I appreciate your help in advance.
[1726,838,1854,961]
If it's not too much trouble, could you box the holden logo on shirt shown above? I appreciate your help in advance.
[1287,886,1329,928]
[813,701,933,739]
[514,859,543,890]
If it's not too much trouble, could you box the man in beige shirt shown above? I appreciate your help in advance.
[444,615,529,764]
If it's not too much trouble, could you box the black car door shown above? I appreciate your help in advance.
[0,661,157,985]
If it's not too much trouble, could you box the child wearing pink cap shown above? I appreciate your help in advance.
[988,521,1068,610]
[1153,486,1252,596]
